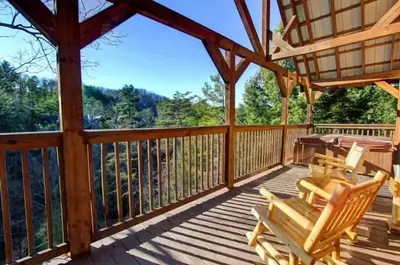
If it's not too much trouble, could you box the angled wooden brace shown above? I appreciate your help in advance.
[234,57,251,83]
[80,3,139,49]
[375,81,399,99]
[373,1,400,28]
[202,41,230,82]
[8,0,58,46]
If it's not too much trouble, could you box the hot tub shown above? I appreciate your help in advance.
[294,134,395,175]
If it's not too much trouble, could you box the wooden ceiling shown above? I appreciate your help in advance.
[275,0,400,89]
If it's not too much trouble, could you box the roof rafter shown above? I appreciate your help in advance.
[8,0,58,46]
[80,3,138,49]
[330,0,341,78]
[262,0,270,57]
[234,0,264,56]
[272,22,400,61]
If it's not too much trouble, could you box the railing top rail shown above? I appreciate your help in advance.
[313,124,395,129]
[234,125,283,132]
[0,131,63,151]
[286,124,310,129]
[85,125,229,144]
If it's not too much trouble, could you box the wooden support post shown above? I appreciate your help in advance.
[56,0,92,256]
[224,51,236,189]
[281,96,289,166]
[391,79,400,233]
[307,104,312,135]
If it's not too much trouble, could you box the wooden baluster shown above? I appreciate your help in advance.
[245,131,249,175]
[42,148,54,248]
[101,143,110,226]
[166,138,171,204]
[173,138,178,201]
[0,151,12,264]
[115,142,123,221]
[147,139,153,210]
[200,135,204,190]
[195,136,198,193]
[87,145,97,233]
[157,138,162,208]
[56,146,68,242]
[217,134,221,184]
[21,150,34,254]
[222,133,226,184]
[211,134,214,186]
[137,140,145,215]
[181,137,185,198]
[126,142,134,218]
[206,134,210,189]
[188,136,192,196]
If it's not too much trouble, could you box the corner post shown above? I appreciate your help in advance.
[306,104,312,134]
[56,0,92,256]
[281,95,289,165]
[224,51,236,189]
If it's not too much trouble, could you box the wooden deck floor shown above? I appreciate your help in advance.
[50,166,400,265]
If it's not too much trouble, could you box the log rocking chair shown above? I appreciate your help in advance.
[247,171,388,265]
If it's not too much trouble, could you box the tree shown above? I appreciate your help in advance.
[116,85,140,128]
[156,91,198,128]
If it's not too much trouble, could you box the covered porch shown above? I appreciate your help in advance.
[1,0,400,264]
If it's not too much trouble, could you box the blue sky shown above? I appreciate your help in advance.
[0,0,282,104]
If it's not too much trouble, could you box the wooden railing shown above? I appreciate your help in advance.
[234,125,283,181]
[313,124,395,139]
[0,132,69,265]
[84,126,228,241]
[285,125,310,164]
[0,124,312,264]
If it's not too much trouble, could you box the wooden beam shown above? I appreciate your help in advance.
[375,81,399,99]
[374,1,400,28]
[361,0,366,75]
[272,22,400,61]
[234,0,264,56]
[80,3,137,49]
[8,0,58,46]
[203,41,230,82]
[262,0,270,57]
[272,15,297,54]
[314,90,325,102]
[330,0,341,78]
[224,51,236,189]
[272,35,293,51]
[55,0,91,256]
[301,0,320,80]
[313,69,400,87]
[235,58,251,83]
[113,0,307,86]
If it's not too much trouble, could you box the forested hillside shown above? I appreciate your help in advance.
[0,57,397,263]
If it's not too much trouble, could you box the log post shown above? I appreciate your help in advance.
[224,51,236,189]
[306,103,312,134]
[281,96,289,165]
[56,0,92,256]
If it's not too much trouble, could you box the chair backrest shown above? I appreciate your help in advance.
[304,170,388,253]
[345,142,370,181]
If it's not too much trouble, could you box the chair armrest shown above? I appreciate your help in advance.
[296,179,333,201]
[314,153,345,164]
[323,160,354,171]
[259,188,314,230]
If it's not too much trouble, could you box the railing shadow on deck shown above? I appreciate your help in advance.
[59,166,292,265]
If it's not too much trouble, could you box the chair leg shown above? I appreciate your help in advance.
[307,192,316,205]
[332,239,340,260]
[289,252,298,265]
[248,221,267,246]
[299,192,307,200]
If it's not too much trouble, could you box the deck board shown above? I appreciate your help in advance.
[52,165,400,265]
